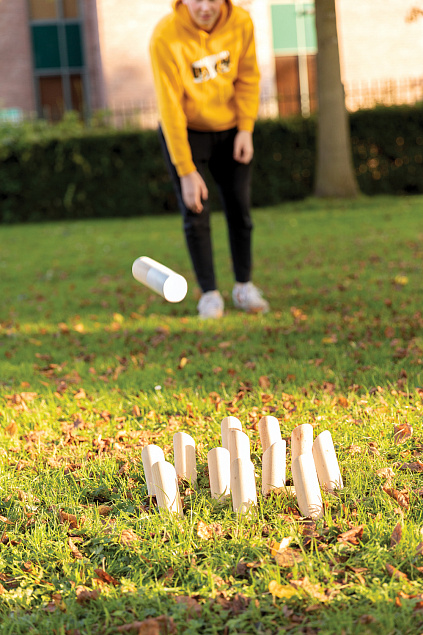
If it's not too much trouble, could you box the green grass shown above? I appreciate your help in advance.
[1,194,423,634]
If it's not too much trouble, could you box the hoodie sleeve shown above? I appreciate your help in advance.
[233,17,260,132]
[150,33,196,177]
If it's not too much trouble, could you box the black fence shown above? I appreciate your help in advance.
[1,76,422,129]
[89,76,423,129]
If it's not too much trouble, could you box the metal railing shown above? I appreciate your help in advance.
[92,76,423,129]
[2,76,422,128]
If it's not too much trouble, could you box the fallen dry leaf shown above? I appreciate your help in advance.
[270,538,304,567]
[390,522,403,548]
[337,395,349,408]
[400,461,423,473]
[5,421,18,436]
[93,568,119,587]
[214,593,249,615]
[98,505,112,516]
[385,563,409,581]
[116,616,176,634]
[120,529,139,546]
[75,586,100,604]
[274,548,304,568]
[394,423,413,445]
[270,537,292,556]
[258,376,271,389]
[59,510,84,530]
[68,537,83,560]
[268,580,297,599]
[197,520,223,541]
[337,525,364,545]
[376,467,395,480]
[290,576,329,603]
[383,487,410,509]
[0,516,13,525]
[348,444,362,455]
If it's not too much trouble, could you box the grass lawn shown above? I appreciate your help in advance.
[1,194,423,634]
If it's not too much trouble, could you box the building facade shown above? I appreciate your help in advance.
[0,0,422,122]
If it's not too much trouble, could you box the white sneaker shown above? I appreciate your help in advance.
[197,290,224,319]
[232,282,270,314]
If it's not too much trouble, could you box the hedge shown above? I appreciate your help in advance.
[0,105,422,223]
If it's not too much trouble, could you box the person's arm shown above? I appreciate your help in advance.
[150,34,208,212]
[150,34,195,177]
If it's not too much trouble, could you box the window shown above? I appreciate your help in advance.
[28,0,89,120]
[270,1,317,117]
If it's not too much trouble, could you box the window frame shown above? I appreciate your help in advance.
[28,0,91,119]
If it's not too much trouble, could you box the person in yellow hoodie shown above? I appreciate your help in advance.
[150,0,270,318]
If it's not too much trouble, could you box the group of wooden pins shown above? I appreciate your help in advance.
[141,416,344,519]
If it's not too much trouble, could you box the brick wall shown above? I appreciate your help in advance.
[336,0,423,84]
[96,0,171,107]
[1,0,422,117]
[0,0,35,114]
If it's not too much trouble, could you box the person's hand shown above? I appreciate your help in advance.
[233,130,254,164]
[181,171,209,213]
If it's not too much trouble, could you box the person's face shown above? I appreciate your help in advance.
[183,0,225,32]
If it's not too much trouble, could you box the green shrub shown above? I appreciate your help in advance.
[1,105,422,223]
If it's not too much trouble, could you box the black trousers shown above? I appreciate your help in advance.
[159,127,253,293]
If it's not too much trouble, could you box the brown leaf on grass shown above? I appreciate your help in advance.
[0,532,19,546]
[235,560,261,577]
[0,516,13,525]
[197,520,224,540]
[178,357,188,370]
[116,616,176,634]
[68,537,83,560]
[383,486,410,509]
[120,529,139,546]
[348,444,362,456]
[270,538,304,567]
[385,563,409,581]
[367,442,380,457]
[301,521,319,547]
[132,405,141,417]
[215,593,250,616]
[290,576,329,603]
[93,568,119,586]
[5,421,18,436]
[400,461,423,473]
[275,548,304,568]
[98,505,112,516]
[258,375,271,389]
[75,586,100,603]
[337,395,349,408]
[0,583,6,594]
[394,423,413,444]
[390,522,403,548]
[337,525,364,545]
[268,580,297,599]
[376,467,395,481]
[59,510,84,529]
[174,596,202,617]
[73,389,86,400]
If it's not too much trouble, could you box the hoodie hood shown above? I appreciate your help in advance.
[173,0,232,34]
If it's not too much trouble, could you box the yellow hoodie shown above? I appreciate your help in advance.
[150,0,260,177]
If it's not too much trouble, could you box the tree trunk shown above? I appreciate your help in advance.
[313,0,359,198]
